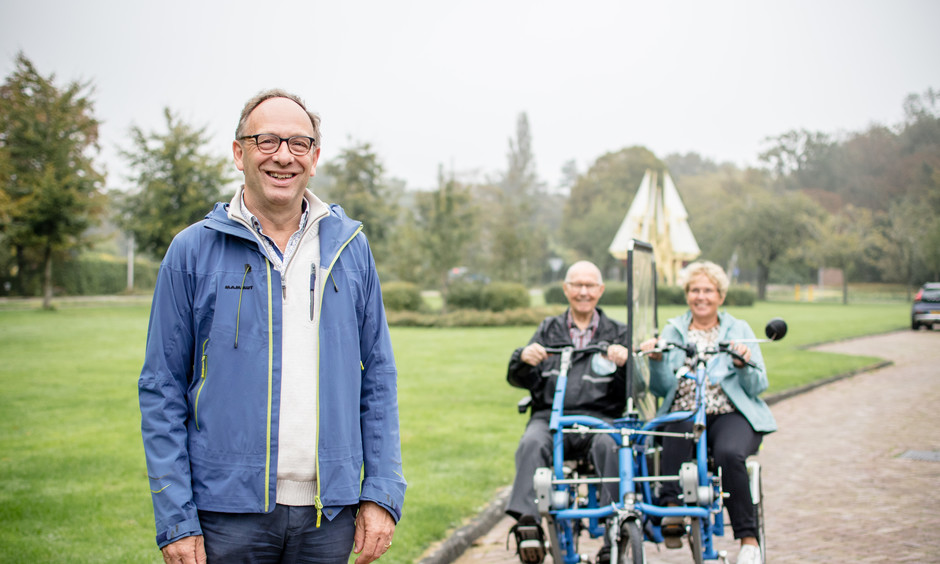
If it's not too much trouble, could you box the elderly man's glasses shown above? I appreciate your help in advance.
[239,133,316,156]
[565,282,601,292]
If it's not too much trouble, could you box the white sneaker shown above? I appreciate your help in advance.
[736,544,762,564]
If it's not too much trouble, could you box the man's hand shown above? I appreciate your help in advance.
[605,344,630,367]
[520,343,548,366]
[161,535,206,564]
[639,338,662,361]
[353,501,396,564]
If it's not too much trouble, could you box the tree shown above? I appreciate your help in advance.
[732,190,820,300]
[114,108,232,259]
[759,129,835,191]
[320,141,396,256]
[808,205,878,304]
[662,152,720,182]
[414,166,477,304]
[677,166,770,273]
[824,126,904,211]
[486,113,547,285]
[558,159,579,195]
[0,52,105,308]
[877,193,940,293]
[900,87,940,154]
[561,146,663,275]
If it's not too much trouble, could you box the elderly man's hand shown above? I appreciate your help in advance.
[605,344,630,367]
[520,343,548,366]
[353,501,396,564]
[161,535,206,564]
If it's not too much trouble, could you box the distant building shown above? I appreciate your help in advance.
[609,169,700,285]
[818,267,844,287]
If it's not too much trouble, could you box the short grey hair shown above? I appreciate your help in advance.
[564,260,603,284]
[235,88,321,149]
[678,261,729,298]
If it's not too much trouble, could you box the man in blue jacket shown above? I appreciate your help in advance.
[139,89,405,564]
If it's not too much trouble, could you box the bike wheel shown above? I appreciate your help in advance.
[687,517,704,564]
[616,520,645,564]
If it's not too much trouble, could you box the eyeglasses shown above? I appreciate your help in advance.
[239,133,316,156]
[565,282,601,292]
[687,287,718,296]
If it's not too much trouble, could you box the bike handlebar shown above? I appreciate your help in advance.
[541,342,612,355]
[637,340,757,368]
[635,318,786,369]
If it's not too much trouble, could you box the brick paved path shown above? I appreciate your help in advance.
[447,330,940,563]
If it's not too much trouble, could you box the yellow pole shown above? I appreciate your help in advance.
[795,284,801,302]
[808,285,814,302]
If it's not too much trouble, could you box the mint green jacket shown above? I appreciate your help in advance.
[648,311,777,433]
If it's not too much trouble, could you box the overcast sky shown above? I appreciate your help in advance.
[1,0,938,192]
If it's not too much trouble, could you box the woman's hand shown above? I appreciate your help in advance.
[729,341,752,368]
[639,338,662,361]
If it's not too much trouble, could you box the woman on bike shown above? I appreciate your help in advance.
[641,261,775,564]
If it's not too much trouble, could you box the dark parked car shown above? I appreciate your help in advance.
[911,282,940,330]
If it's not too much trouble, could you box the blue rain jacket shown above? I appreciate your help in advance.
[139,200,406,548]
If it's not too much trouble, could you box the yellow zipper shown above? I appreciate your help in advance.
[312,225,362,526]
[264,259,273,512]
[194,338,209,431]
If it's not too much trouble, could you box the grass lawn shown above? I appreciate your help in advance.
[0,299,908,563]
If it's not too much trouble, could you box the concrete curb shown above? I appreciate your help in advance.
[417,487,511,564]
[763,360,893,406]
[418,358,895,564]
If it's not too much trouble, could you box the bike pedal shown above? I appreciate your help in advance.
[517,539,546,563]
[663,536,683,549]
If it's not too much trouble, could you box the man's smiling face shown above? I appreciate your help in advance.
[233,96,319,215]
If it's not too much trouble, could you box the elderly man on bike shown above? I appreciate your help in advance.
[505,260,630,564]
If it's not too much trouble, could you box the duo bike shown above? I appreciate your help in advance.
[527,318,786,564]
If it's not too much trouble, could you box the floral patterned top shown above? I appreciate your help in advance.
[669,326,735,414]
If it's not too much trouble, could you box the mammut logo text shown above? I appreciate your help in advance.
[225,285,253,290]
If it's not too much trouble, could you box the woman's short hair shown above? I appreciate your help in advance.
[235,88,321,149]
[678,261,729,298]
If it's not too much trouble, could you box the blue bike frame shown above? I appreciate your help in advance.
[539,345,726,563]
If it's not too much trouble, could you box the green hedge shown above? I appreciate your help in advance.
[53,254,159,295]
[546,283,756,307]
[724,287,756,306]
[386,306,565,327]
[658,285,756,306]
[482,282,530,312]
[445,281,529,312]
[381,281,424,311]
[543,283,566,305]
[543,282,627,306]
[657,286,686,305]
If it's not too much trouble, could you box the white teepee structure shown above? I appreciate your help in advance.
[609,169,700,285]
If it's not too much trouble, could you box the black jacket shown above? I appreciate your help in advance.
[507,308,628,420]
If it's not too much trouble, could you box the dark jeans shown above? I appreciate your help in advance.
[507,416,620,520]
[659,411,763,539]
[198,504,355,563]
